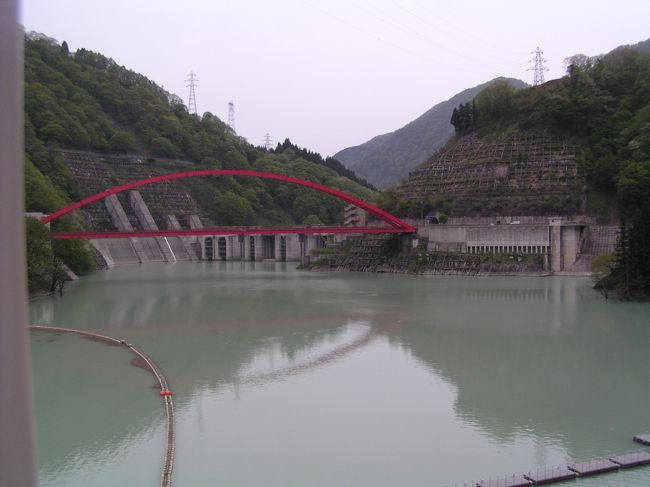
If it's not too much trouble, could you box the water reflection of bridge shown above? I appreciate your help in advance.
[30,270,650,486]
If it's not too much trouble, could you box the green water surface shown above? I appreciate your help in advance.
[29,262,650,486]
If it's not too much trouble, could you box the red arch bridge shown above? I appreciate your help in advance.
[41,169,416,240]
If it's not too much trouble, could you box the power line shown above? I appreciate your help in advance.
[185,71,198,115]
[410,0,529,59]
[385,1,516,69]
[307,1,515,76]
[302,1,483,75]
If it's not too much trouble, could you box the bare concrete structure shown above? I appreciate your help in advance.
[422,224,550,255]
[549,219,583,273]
[163,215,195,261]
[129,190,176,262]
[105,194,134,231]
[344,205,367,227]
[417,217,608,274]
[199,232,332,263]
[91,192,205,266]
[199,233,317,262]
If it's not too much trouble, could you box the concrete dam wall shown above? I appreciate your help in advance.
[416,219,618,274]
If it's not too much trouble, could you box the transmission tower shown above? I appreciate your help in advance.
[263,133,272,150]
[528,47,548,86]
[185,71,198,114]
[227,101,235,131]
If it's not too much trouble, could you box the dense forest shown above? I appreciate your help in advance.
[446,46,650,298]
[23,32,375,293]
[271,138,376,190]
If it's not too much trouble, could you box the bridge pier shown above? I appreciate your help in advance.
[261,235,275,260]
[224,236,238,260]
[274,235,284,261]
[241,235,265,261]
[285,235,301,261]
[200,234,331,262]
[201,236,234,261]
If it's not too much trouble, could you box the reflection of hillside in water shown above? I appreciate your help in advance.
[31,263,397,395]
[387,277,650,456]
[31,265,650,480]
[31,262,377,330]
[31,264,397,479]
[32,315,384,482]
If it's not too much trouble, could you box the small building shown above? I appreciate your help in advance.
[344,205,367,227]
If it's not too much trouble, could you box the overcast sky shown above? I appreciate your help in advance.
[21,0,650,156]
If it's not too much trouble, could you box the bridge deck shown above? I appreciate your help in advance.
[51,226,416,239]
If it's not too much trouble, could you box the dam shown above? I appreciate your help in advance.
[50,149,618,272]
[413,216,618,273]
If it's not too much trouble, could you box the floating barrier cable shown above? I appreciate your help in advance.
[29,326,175,487]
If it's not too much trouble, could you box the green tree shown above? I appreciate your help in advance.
[212,192,255,225]
[474,80,515,124]
[591,252,616,298]
[150,136,179,158]
[109,130,137,153]
[303,214,323,225]
[50,216,97,275]
[223,149,250,169]
[24,157,68,212]
[40,121,69,144]
[25,217,64,294]
[292,191,328,223]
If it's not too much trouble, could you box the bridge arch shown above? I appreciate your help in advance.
[40,169,415,232]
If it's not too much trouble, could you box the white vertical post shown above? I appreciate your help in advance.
[0,3,37,485]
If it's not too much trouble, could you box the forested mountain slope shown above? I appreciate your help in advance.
[334,78,527,188]
[23,32,375,291]
[394,41,650,297]
[24,32,375,223]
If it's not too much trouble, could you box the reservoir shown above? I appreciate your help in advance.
[29,262,650,486]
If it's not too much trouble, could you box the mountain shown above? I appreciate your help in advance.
[23,32,375,226]
[23,32,377,291]
[393,42,650,298]
[622,38,650,53]
[334,77,528,189]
